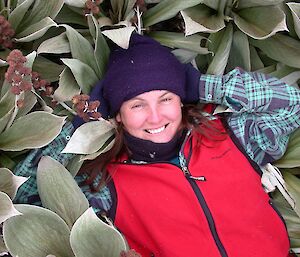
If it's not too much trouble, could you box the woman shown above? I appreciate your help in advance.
[15,33,300,256]
[76,33,300,256]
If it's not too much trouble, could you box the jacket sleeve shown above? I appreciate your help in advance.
[13,121,75,205]
[13,121,112,214]
[198,67,300,166]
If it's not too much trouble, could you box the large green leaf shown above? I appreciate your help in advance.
[0,192,22,224]
[15,91,37,119]
[0,90,15,120]
[207,23,233,75]
[87,15,110,79]
[0,153,16,171]
[270,65,300,86]
[62,119,115,155]
[149,31,210,55]
[143,0,204,27]
[249,45,264,71]
[181,4,225,35]
[61,58,98,94]
[237,0,285,9]
[275,129,300,168]
[171,49,199,64]
[281,2,298,39]
[110,0,124,22]
[61,25,100,77]
[17,0,64,30]
[249,34,300,69]
[25,50,37,68]
[54,67,81,102]
[123,0,137,19]
[272,191,300,248]
[15,17,58,42]
[0,112,65,151]
[227,30,250,72]
[79,136,115,162]
[32,56,65,82]
[202,0,226,11]
[54,4,87,26]
[3,204,74,257]
[0,94,21,133]
[0,78,10,98]
[233,5,287,39]
[102,26,136,49]
[0,58,7,67]
[0,236,8,257]
[37,156,89,228]
[283,172,300,218]
[287,2,300,40]
[8,0,35,30]
[66,155,84,177]
[37,32,71,55]
[0,168,28,200]
[0,109,14,134]
[0,0,5,11]
[64,0,86,8]
[70,208,128,257]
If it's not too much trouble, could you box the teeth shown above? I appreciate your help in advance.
[147,126,165,134]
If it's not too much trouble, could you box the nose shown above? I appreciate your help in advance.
[147,105,162,124]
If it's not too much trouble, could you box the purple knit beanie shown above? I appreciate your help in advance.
[102,33,186,116]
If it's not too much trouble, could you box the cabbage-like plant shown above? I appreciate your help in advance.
[0,0,300,256]
[0,157,128,257]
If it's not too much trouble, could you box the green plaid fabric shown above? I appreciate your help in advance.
[14,67,300,213]
[14,122,75,206]
[13,121,112,212]
[199,67,300,165]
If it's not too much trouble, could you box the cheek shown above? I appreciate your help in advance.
[166,105,182,122]
[121,111,146,131]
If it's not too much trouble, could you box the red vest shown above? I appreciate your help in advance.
[107,120,290,257]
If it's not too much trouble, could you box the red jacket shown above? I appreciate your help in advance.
[107,119,290,257]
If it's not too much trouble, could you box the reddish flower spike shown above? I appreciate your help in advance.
[88,100,100,111]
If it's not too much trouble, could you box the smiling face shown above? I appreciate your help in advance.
[116,90,182,143]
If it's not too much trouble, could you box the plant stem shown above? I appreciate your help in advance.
[6,0,11,16]
[30,89,53,111]
[59,101,77,115]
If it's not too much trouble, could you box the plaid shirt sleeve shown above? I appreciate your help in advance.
[13,121,112,213]
[13,121,75,205]
[199,67,300,166]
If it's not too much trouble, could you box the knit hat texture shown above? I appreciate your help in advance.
[102,33,186,116]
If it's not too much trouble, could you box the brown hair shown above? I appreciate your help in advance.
[79,103,226,191]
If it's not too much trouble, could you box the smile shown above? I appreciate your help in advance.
[145,125,168,134]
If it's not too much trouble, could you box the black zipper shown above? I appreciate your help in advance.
[186,176,228,257]
[180,131,228,257]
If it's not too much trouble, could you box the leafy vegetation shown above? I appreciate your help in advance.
[0,0,300,256]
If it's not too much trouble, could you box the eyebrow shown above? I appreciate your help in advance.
[159,91,172,98]
[130,91,171,101]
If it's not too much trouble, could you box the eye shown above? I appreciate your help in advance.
[131,103,143,109]
[161,97,172,103]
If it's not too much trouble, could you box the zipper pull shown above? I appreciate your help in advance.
[189,175,206,181]
[181,165,206,181]
[181,165,190,176]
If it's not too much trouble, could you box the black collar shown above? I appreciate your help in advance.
[124,130,185,162]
